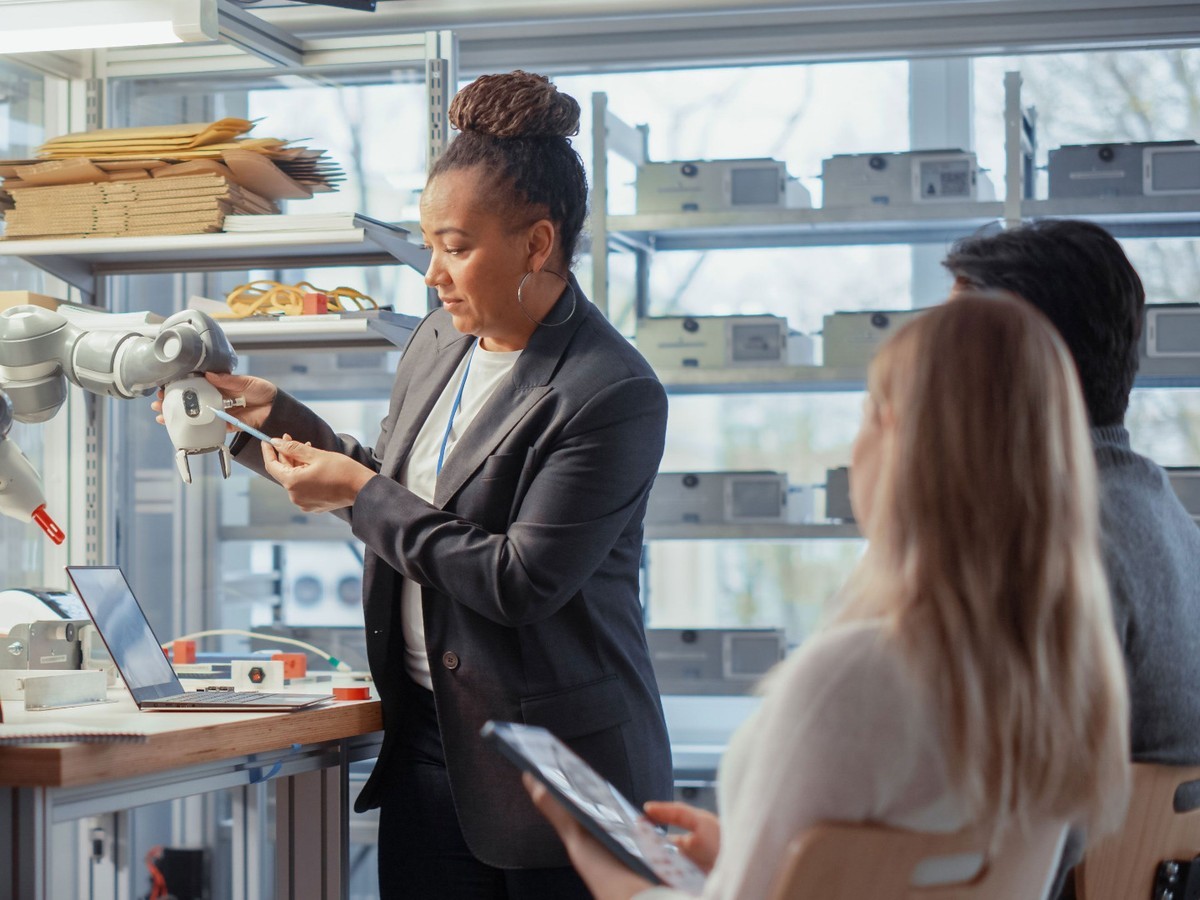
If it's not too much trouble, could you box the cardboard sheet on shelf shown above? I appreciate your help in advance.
[0,159,169,185]
[8,173,267,199]
[152,158,241,184]
[222,148,312,199]
[95,160,172,172]
[39,138,288,160]
[6,204,271,227]
[38,118,254,151]
[106,170,154,182]
[44,192,254,211]
[1,158,308,202]
[10,158,110,186]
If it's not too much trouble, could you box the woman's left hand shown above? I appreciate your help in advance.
[524,773,656,900]
[262,437,376,513]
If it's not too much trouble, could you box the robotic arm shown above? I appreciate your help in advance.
[0,304,239,539]
[0,388,64,543]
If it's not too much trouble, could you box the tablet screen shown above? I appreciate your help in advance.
[482,720,707,895]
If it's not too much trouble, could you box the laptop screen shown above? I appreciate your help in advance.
[66,566,186,704]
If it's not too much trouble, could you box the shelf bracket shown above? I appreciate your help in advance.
[425,30,457,173]
[366,315,420,351]
[590,92,611,319]
[1003,71,1024,229]
[20,254,97,303]
[216,0,303,68]
[355,215,430,274]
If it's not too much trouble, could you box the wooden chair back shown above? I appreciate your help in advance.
[1077,763,1200,900]
[767,820,1066,900]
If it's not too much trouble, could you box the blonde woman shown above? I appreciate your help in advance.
[529,293,1131,900]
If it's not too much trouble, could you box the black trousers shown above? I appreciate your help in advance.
[376,677,591,900]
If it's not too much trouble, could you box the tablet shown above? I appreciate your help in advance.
[481,720,707,895]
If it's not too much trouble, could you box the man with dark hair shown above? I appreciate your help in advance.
[944,218,1200,897]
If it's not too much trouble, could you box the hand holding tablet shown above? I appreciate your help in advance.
[481,720,707,895]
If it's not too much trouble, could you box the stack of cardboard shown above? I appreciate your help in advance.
[0,119,344,240]
[2,174,276,239]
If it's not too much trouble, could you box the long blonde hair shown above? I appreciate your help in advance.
[838,293,1129,836]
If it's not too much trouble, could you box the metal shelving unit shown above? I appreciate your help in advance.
[219,524,353,542]
[605,194,1200,254]
[646,522,859,540]
[591,76,1200,545]
[0,214,430,305]
[0,216,430,563]
[606,203,1006,253]
[658,364,1200,395]
[657,364,867,395]
[591,83,1200,315]
[219,309,421,352]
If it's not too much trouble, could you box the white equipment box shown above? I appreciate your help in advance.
[1048,141,1200,199]
[822,309,926,368]
[646,471,813,526]
[1144,305,1200,358]
[1167,468,1200,522]
[822,150,994,207]
[1144,143,1200,195]
[1048,142,1145,199]
[636,158,811,213]
[638,315,814,370]
[647,628,787,695]
[0,669,107,708]
[824,467,854,522]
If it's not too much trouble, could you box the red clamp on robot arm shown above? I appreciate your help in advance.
[0,389,64,543]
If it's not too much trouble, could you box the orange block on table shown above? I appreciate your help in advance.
[173,639,197,664]
[272,652,307,678]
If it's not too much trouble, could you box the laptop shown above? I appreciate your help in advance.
[66,566,333,712]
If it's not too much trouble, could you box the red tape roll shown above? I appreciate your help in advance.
[332,686,370,701]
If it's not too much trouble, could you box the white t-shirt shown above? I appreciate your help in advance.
[398,338,522,690]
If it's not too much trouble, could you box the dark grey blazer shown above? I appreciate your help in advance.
[234,282,673,868]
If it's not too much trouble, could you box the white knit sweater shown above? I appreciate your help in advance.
[637,620,978,900]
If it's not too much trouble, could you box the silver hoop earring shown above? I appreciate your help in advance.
[517,269,577,328]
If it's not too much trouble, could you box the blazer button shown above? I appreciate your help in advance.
[442,651,460,670]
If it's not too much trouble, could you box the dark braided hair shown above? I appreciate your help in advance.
[430,70,589,266]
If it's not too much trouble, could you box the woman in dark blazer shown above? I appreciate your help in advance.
[191,71,673,899]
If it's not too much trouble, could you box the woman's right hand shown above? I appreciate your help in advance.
[643,800,722,874]
[151,372,278,432]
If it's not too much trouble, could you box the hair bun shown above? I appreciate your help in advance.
[449,70,580,139]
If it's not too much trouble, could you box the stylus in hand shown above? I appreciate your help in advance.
[208,406,274,444]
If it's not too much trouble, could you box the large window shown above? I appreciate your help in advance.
[0,60,49,588]
[108,74,429,645]
[106,61,909,651]
[103,50,1200,652]
[556,62,910,642]
[105,70,433,900]
[975,50,1200,466]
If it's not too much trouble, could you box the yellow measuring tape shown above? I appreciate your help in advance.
[223,279,379,317]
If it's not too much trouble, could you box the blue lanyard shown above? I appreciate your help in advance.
[437,341,478,475]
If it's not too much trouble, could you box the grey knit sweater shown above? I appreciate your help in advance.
[1093,424,1200,765]
[1054,425,1200,899]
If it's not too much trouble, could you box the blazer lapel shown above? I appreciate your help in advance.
[381,318,474,478]
[433,383,550,506]
[433,276,592,508]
